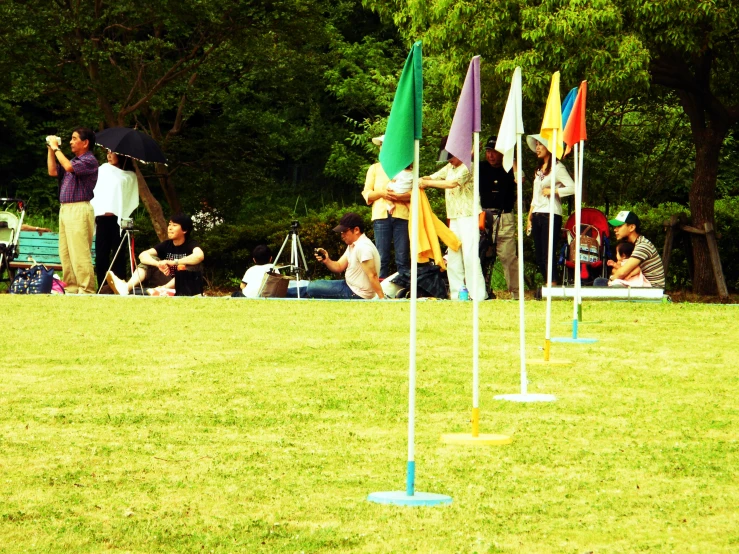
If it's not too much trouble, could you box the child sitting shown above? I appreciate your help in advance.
[234,244,275,298]
[386,164,413,214]
[607,241,651,287]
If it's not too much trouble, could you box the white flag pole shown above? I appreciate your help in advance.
[578,139,585,323]
[544,129,557,361]
[406,138,420,495]
[472,132,480,436]
[573,143,581,338]
[516,135,527,394]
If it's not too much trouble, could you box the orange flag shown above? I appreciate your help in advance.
[563,81,587,156]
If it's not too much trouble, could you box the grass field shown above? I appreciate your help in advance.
[1,296,738,553]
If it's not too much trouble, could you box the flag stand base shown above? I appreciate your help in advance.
[551,337,598,344]
[494,393,557,403]
[367,491,452,506]
[527,359,573,366]
[440,432,512,446]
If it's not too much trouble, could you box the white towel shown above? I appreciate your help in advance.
[90,163,139,226]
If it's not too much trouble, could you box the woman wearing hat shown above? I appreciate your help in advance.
[525,134,574,288]
[361,134,411,279]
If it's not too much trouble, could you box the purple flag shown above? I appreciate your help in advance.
[445,56,481,169]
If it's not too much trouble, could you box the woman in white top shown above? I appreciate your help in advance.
[525,134,574,287]
[90,151,139,287]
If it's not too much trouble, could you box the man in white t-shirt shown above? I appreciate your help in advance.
[287,212,384,299]
[233,244,275,298]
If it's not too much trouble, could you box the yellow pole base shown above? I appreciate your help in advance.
[528,359,573,366]
[471,407,479,437]
[440,433,512,446]
[544,338,551,361]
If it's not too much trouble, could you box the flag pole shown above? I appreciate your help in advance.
[406,138,420,495]
[517,134,527,394]
[494,67,557,402]
[544,128,557,361]
[472,131,480,437]
[578,138,585,322]
[573,142,581,338]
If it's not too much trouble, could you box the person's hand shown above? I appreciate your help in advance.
[157,260,171,275]
[314,248,329,263]
[541,186,551,197]
[385,191,399,201]
[47,136,59,149]
[526,220,532,233]
[607,260,616,267]
[419,179,428,190]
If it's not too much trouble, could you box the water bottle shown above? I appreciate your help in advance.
[458,286,469,301]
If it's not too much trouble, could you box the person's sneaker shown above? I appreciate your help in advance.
[511,291,519,301]
[534,287,542,301]
[106,271,129,296]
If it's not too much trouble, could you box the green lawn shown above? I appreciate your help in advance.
[1,296,737,553]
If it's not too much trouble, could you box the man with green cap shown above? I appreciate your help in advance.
[606,211,665,288]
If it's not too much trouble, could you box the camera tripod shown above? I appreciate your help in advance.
[97,228,144,295]
[274,221,309,294]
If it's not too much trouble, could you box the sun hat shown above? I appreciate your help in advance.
[607,210,641,231]
[371,135,385,146]
[332,212,365,233]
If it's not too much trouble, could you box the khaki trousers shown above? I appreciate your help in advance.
[496,213,520,294]
[59,201,95,294]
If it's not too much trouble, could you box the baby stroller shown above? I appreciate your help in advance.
[0,198,26,286]
[560,207,610,285]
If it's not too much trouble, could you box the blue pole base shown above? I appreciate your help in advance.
[551,337,598,343]
[367,490,453,506]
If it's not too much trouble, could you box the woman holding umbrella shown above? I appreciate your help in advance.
[525,134,574,289]
[90,150,139,288]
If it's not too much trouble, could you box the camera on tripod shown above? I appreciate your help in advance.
[121,217,135,230]
[290,220,300,232]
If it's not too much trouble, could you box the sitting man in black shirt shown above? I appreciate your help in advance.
[479,136,522,299]
[106,213,205,296]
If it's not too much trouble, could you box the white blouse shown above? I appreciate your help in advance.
[530,163,575,216]
[90,163,139,225]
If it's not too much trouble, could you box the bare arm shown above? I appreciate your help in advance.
[610,257,641,281]
[420,178,459,190]
[361,258,384,299]
[46,138,73,173]
[315,249,348,274]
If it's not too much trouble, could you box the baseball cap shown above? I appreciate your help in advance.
[608,210,641,230]
[484,136,498,150]
[332,212,364,233]
[371,135,385,146]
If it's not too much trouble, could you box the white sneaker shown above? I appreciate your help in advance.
[106,271,129,296]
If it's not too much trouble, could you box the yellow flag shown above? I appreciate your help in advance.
[540,72,563,159]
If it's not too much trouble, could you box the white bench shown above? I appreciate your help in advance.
[542,286,665,301]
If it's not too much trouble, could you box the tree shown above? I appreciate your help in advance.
[0,0,340,239]
[363,0,739,294]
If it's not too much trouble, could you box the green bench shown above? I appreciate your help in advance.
[10,231,96,271]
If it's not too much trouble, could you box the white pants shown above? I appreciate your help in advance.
[448,215,488,300]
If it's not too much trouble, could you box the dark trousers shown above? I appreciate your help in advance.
[95,215,126,286]
[373,215,410,279]
[532,212,562,284]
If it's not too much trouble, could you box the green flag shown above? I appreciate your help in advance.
[380,41,423,180]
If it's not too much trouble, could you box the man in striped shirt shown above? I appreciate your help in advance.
[607,211,665,288]
[47,128,99,294]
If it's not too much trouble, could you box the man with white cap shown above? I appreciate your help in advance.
[362,134,410,279]
[604,210,665,288]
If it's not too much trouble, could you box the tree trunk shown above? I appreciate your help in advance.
[688,128,723,295]
[134,163,168,241]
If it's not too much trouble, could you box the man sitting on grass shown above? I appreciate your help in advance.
[106,213,205,296]
[287,212,384,299]
[597,211,665,288]
[232,244,275,298]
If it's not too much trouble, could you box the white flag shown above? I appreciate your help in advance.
[495,67,524,172]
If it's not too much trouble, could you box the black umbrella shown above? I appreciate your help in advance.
[95,127,168,164]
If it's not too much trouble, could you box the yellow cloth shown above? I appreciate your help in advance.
[540,71,564,159]
[413,189,461,270]
[362,162,409,220]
